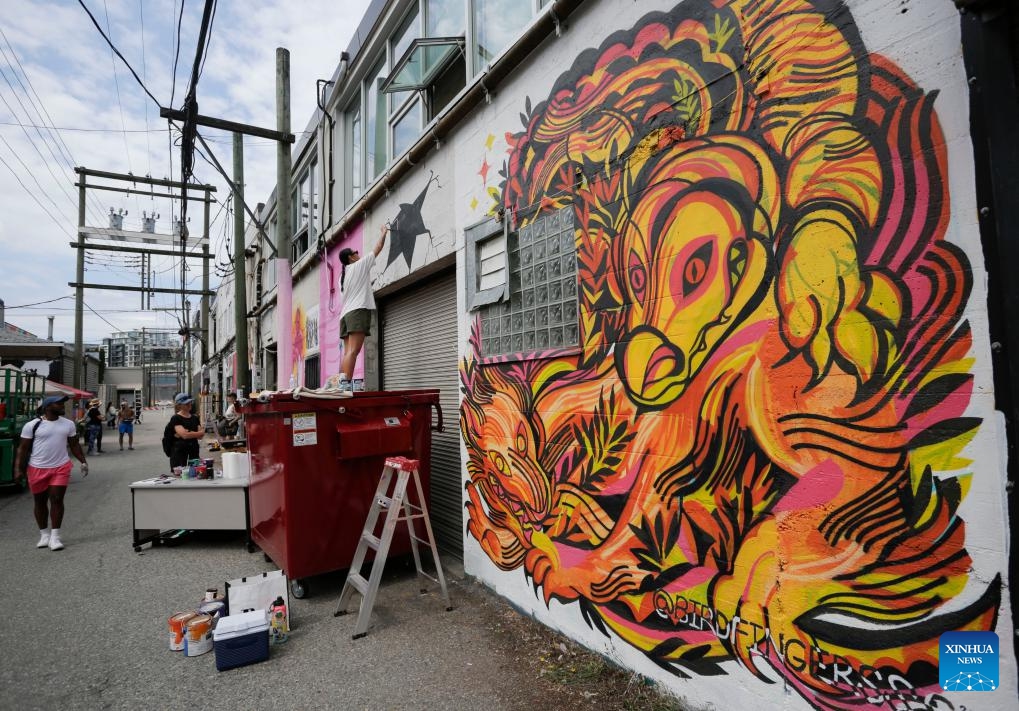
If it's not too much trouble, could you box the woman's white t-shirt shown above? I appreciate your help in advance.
[21,416,76,468]
[339,252,377,317]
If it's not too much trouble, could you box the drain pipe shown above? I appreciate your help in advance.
[310,0,584,269]
[317,52,348,232]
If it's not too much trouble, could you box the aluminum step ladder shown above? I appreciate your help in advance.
[334,456,452,638]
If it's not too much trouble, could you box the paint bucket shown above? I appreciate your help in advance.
[169,612,197,651]
[184,614,214,656]
[198,599,226,625]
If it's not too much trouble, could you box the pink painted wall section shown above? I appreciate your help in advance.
[319,222,365,383]
[275,257,293,387]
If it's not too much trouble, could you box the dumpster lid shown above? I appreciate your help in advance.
[246,388,440,408]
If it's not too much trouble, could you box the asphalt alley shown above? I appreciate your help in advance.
[0,410,554,711]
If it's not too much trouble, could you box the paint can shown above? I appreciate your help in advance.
[168,612,197,651]
[184,614,214,656]
[198,599,226,625]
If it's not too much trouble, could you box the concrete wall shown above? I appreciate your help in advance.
[456,1,1016,709]
[102,366,141,389]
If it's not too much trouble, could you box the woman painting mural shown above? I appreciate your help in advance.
[337,224,389,390]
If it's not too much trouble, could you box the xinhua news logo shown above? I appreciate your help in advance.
[939,631,998,692]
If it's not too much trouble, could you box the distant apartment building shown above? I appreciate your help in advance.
[102,330,180,368]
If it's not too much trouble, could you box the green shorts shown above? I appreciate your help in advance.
[340,309,372,338]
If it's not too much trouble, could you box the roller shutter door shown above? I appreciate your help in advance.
[380,270,462,558]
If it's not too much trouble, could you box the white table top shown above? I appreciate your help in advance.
[129,476,250,489]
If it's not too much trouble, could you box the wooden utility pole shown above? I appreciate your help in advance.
[233,132,250,395]
[276,47,293,388]
[73,178,86,389]
[202,193,210,368]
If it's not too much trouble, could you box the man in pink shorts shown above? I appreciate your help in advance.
[15,395,88,551]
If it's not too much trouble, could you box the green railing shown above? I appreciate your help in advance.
[0,368,43,439]
[0,368,42,487]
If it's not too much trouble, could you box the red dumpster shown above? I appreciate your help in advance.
[242,389,442,598]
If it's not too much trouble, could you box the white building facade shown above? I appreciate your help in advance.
[209,1,1019,708]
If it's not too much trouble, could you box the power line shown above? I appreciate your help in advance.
[83,299,123,332]
[2,296,73,309]
[0,134,73,226]
[139,0,153,181]
[170,0,184,107]
[76,0,161,107]
[102,0,141,221]
[177,0,217,325]
[0,121,300,145]
[0,150,70,234]
[0,28,107,222]
[7,307,179,314]
[0,77,89,220]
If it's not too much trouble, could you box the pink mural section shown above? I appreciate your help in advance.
[276,257,293,387]
[319,222,365,383]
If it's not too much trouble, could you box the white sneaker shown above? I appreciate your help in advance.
[36,529,50,548]
[48,530,64,551]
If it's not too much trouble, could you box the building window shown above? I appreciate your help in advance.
[343,0,473,203]
[428,0,464,36]
[291,161,317,262]
[365,58,387,181]
[472,0,533,68]
[479,206,578,356]
[343,99,361,206]
[392,99,422,157]
[390,7,421,113]
[304,354,320,390]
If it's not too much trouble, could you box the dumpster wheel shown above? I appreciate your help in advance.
[290,578,308,599]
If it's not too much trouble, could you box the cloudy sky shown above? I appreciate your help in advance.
[0,0,371,343]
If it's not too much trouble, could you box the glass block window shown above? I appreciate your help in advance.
[480,206,578,356]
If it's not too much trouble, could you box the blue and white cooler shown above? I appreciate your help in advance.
[212,610,270,671]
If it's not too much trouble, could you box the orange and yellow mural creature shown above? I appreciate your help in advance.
[460,1,1000,708]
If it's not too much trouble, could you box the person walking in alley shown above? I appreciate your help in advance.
[117,400,135,450]
[14,395,88,551]
[84,398,104,454]
[166,393,203,469]
[337,223,389,390]
[105,401,116,429]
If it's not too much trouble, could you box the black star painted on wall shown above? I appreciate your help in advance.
[385,172,440,270]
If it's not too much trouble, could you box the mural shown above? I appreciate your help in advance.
[385,171,441,271]
[460,1,1001,708]
[288,302,321,388]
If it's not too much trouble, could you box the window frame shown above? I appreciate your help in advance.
[342,95,363,208]
[476,206,580,359]
[468,0,541,75]
[290,159,318,263]
[465,215,509,311]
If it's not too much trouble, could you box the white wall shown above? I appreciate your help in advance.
[452,1,1016,709]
